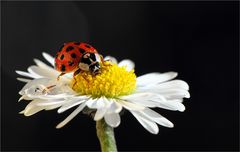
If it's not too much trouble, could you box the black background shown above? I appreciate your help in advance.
[1,1,239,151]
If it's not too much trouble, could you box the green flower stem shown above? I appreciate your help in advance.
[96,119,118,152]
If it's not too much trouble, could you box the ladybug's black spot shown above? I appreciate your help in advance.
[60,54,64,60]
[59,45,64,52]
[79,48,85,54]
[85,44,91,48]
[68,61,74,66]
[71,53,77,58]
[66,46,74,52]
[61,64,66,72]
[74,42,81,45]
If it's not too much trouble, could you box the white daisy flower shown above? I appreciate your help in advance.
[16,52,190,135]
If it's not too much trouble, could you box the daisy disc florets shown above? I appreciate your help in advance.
[72,62,136,98]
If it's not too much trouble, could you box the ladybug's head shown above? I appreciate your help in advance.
[79,52,101,74]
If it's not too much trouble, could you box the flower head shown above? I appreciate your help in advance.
[16,53,190,134]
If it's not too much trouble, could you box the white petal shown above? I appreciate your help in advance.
[24,106,45,116]
[19,94,35,102]
[104,56,118,64]
[56,103,86,129]
[65,95,90,100]
[121,92,163,100]
[168,99,183,103]
[45,104,65,110]
[121,92,166,108]
[104,113,121,127]
[138,93,186,112]
[157,100,186,112]
[117,99,145,111]
[96,97,110,109]
[17,77,31,83]
[86,98,99,108]
[23,99,46,116]
[27,93,71,100]
[16,70,39,79]
[25,98,65,110]
[57,98,87,113]
[154,80,189,90]
[130,111,159,134]
[124,92,185,112]
[18,95,28,102]
[137,87,190,99]
[19,110,25,114]
[27,66,42,78]
[33,59,71,82]
[86,97,110,109]
[35,99,66,106]
[106,99,122,113]
[160,89,190,99]
[18,96,24,102]
[42,52,55,66]
[27,65,59,79]
[137,72,178,87]
[94,108,107,121]
[150,88,190,99]
[34,58,53,69]
[141,108,174,128]
[118,59,135,71]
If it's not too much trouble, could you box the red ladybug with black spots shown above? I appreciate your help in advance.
[54,42,103,79]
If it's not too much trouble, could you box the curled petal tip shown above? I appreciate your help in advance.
[179,107,186,112]
[56,124,63,129]
[33,58,39,63]
[185,92,191,98]
[167,122,174,128]
[19,110,25,114]
[171,71,178,77]
[18,96,25,102]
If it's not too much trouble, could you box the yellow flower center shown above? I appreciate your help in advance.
[72,61,136,98]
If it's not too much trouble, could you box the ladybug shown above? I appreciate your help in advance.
[54,42,102,79]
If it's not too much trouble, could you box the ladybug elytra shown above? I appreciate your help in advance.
[54,42,102,79]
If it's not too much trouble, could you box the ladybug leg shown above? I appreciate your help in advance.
[72,69,82,88]
[73,68,81,77]
[57,73,66,81]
